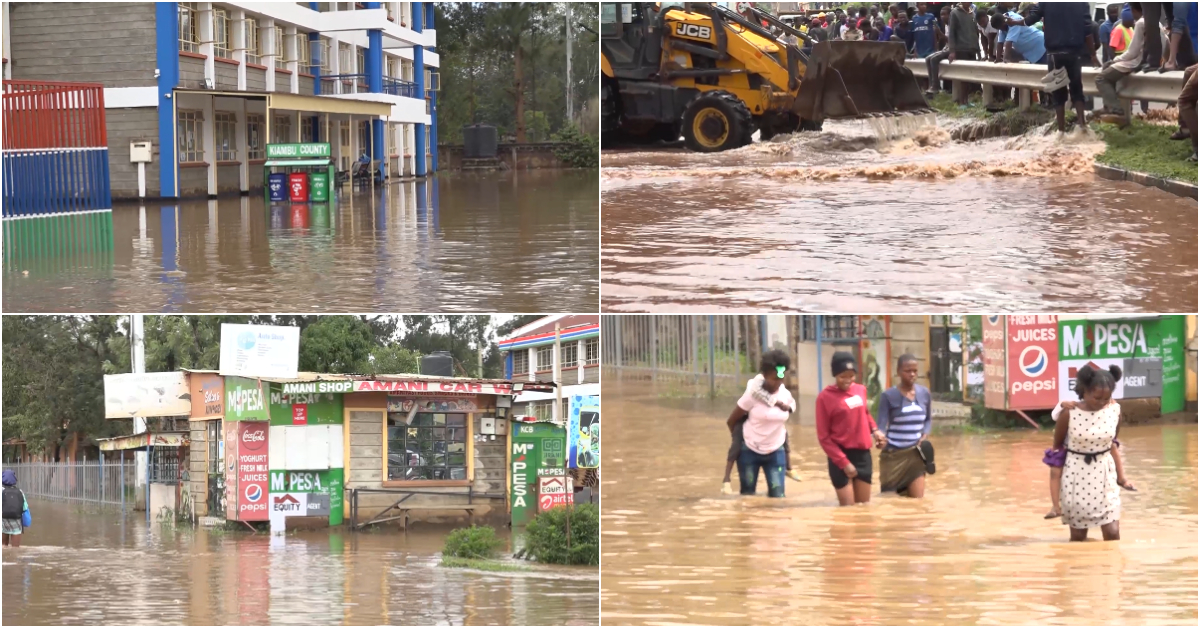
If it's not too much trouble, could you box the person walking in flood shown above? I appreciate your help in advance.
[817,352,886,506]
[725,350,797,498]
[876,354,934,498]
[2,469,30,547]
[1054,364,1133,541]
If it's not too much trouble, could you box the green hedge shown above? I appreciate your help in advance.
[443,525,504,560]
[525,503,599,566]
[552,126,599,169]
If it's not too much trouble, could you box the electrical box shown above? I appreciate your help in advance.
[130,141,152,163]
[480,417,508,436]
[496,396,512,408]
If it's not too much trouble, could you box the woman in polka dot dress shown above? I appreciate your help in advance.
[1053,364,1134,542]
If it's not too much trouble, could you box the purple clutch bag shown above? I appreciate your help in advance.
[1042,448,1066,467]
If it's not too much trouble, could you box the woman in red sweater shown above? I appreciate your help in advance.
[816,352,886,506]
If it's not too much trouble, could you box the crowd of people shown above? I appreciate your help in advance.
[775,2,1197,160]
[723,350,1134,543]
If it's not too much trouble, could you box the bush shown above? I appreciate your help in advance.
[443,525,504,560]
[551,125,599,169]
[525,503,599,566]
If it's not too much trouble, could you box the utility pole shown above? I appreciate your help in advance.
[131,314,148,516]
[565,4,573,126]
[554,323,563,422]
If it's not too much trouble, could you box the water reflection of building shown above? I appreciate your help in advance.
[3,2,439,200]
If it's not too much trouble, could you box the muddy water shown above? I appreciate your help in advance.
[601,120,1197,312]
[601,380,1198,626]
[3,170,598,313]
[2,501,598,625]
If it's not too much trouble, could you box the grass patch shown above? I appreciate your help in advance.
[440,556,530,572]
[1094,119,1196,184]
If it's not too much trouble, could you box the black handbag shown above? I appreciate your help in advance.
[917,440,936,475]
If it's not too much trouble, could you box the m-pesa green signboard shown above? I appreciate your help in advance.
[1058,317,1185,412]
[268,385,345,426]
[266,143,331,159]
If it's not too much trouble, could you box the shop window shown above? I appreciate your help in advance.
[247,114,264,160]
[536,345,553,372]
[386,412,468,481]
[148,447,181,483]
[512,350,529,377]
[561,342,578,369]
[585,337,599,365]
[273,115,292,144]
[246,18,261,65]
[178,3,200,53]
[177,110,204,163]
[215,112,238,161]
[214,9,231,58]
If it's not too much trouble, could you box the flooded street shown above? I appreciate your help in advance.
[2,500,598,626]
[601,120,1197,312]
[601,380,1198,626]
[3,171,598,313]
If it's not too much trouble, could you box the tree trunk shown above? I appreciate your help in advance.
[514,45,526,143]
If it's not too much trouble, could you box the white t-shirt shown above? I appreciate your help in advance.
[737,375,795,455]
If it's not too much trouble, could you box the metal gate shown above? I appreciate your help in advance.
[601,315,757,396]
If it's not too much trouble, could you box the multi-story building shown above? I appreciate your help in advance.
[3,2,439,200]
[500,315,601,421]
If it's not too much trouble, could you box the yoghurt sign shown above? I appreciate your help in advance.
[234,422,269,521]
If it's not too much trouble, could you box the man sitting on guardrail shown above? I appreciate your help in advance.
[1180,64,1198,161]
[1096,4,1147,128]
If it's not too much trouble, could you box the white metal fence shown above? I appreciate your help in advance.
[602,315,758,395]
[7,461,138,508]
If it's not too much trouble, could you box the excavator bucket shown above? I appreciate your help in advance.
[794,40,930,122]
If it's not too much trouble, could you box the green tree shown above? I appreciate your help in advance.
[298,316,374,373]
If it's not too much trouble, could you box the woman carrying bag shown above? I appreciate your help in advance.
[876,354,936,497]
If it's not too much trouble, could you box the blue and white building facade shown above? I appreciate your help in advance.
[500,315,601,422]
[3,2,439,200]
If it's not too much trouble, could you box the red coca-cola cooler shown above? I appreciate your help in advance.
[288,172,309,202]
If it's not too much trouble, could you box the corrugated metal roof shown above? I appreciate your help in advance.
[504,315,599,342]
[180,370,556,391]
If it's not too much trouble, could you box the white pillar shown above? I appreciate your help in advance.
[577,339,585,384]
[286,25,300,94]
[199,2,215,86]
[293,109,301,143]
[236,98,248,192]
[203,95,217,196]
[329,35,342,94]
[527,347,535,381]
[264,18,276,92]
[234,9,247,90]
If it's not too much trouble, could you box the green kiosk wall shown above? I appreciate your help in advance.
[510,421,567,527]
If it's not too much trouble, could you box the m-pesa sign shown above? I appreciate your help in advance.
[352,380,515,395]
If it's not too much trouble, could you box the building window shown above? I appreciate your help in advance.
[536,345,553,372]
[274,26,288,70]
[245,18,261,64]
[561,343,578,369]
[302,117,315,143]
[387,123,397,156]
[358,120,370,154]
[356,48,365,77]
[386,412,468,481]
[801,316,861,341]
[339,44,353,73]
[214,9,231,58]
[585,337,599,365]
[178,3,200,53]
[298,33,312,73]
[177,110,204,163]
[148,447,182,483]
[215,112,238,162]
[339,122,351,170]
[247,114,264,160]
[316,37,332,73]
[511,350,529,376]
[401,58,413,81]
[273,115,292,144]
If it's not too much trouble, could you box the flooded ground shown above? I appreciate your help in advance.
[3,170,598,313]
[601,119,1197,312]
[601,379,1198,626]
[2,501,598,625]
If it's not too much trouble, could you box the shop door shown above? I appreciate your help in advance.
[206,420,226,516]
[929,327,954,395]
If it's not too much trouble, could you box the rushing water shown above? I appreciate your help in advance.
[601,120,1197,312]
[2,500,598,626]
[3,170,598,313]
[601,380,1199,626]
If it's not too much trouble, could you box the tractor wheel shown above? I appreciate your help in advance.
[799,118,824,132]
[681,91,753,152]
[602,79,620,147]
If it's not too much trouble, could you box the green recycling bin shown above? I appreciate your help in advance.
[309,171,329,202]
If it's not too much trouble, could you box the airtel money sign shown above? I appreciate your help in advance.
[1006,315,1059,409]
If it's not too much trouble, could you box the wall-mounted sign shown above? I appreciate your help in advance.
[1006,315,1059,410]
[268,387,343,426]
[104,371,191,419]
[982,316,1006,410]
[1059,318,1177,406]
[568,395,600,469]
[278,381,354,395]
[219,323,300,380]
[234,422,270,522]
[538,492,573,512]
[387,397,479,413]
[356,380,514,395]
[225,376,269,422]
[189,373,225,419]
[268,469,343,527]
[539,475,568,495]
[266,142,331,159]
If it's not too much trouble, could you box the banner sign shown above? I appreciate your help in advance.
[268,469,344,527]
[268,387,343,426]
[225,376,269,422]
[189,372,225,419]
[220,323,300,380]
[1058,318,1173,404]
[1005,315,1059,410]
[354,380,514,395]
[982,316,1006,410]
[265,142,331,159]
[234,422,270,521]
[386,397,479,413]
[568,395,600,469]
[104,372,191,419]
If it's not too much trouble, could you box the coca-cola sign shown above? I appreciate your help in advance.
[241,424,267,450]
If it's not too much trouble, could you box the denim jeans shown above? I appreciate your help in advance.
[738,444,786,497]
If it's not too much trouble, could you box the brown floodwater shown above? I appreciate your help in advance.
[601,119,1197,312]
[3,170,598,313]
[2,500,598,626]
[601,380,1199,626]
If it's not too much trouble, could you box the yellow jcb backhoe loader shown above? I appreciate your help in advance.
[601,2,931,152]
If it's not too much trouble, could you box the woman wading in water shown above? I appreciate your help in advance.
[1055,364,1133,542]
[876,354,933,497]
[816,352,886,506]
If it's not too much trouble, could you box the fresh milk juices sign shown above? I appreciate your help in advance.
[235,422,270,521]
[1005,315,1059,409]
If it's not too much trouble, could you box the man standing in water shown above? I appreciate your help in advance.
[1025,2,1100,133]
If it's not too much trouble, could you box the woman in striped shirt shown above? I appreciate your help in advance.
[876,354,933,497]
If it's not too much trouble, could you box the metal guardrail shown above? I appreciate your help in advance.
[349,486,478,529]
[7,461,138,509]
[906,59,1187,105]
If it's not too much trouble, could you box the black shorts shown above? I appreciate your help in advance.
[827,447,873,490]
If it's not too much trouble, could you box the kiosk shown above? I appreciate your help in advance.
[263,143,335,204]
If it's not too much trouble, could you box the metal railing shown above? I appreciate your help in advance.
[6,460,138,508]
[319,74,420,99]
[907,59,1187,108]
[383,77,418,98]
[602,315,758,395]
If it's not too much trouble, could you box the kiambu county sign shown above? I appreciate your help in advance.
[265,143,331,159]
